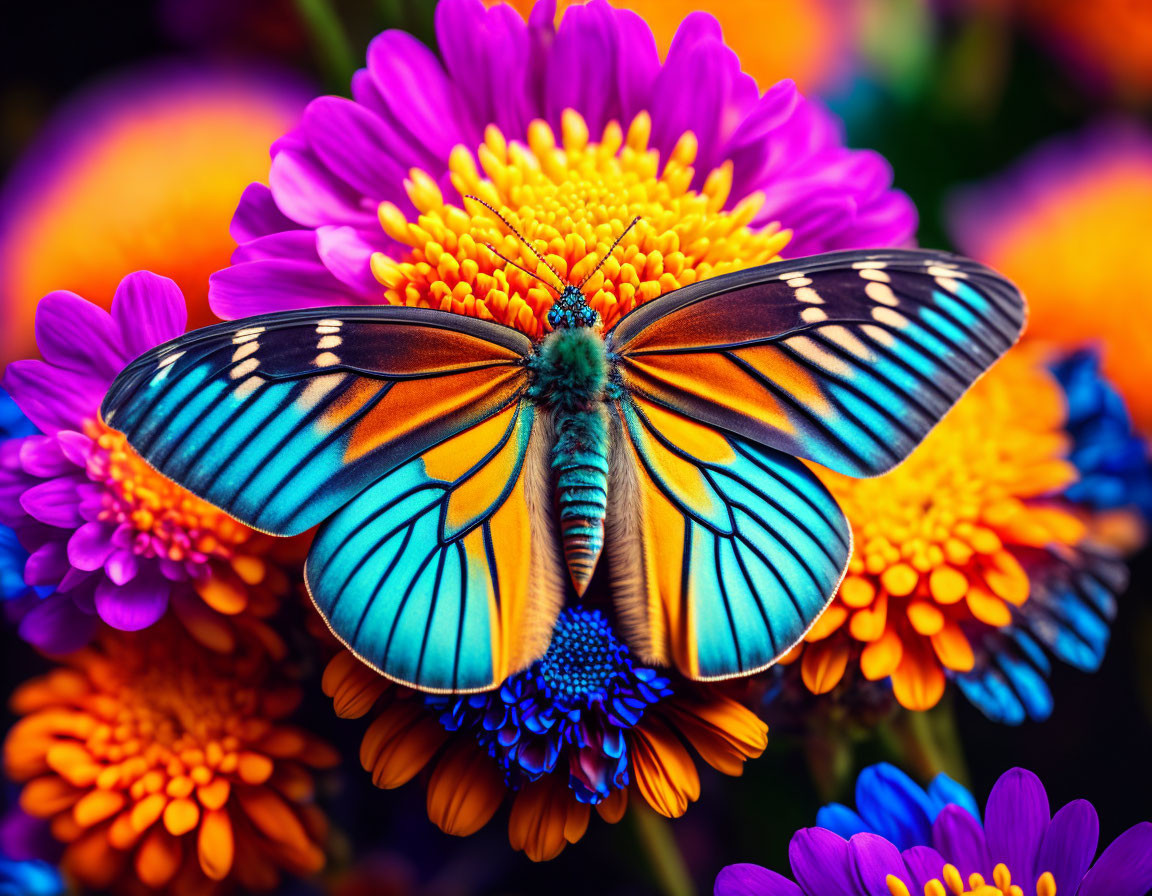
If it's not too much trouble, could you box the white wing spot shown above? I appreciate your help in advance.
[801,306,828,323]
[157,351,184,369]
[234,375,265,400]
[862,324,896,347]
[315,352,341,367]
[231,357,260,379]
[935,277,960,294]
[852,260,888,270]
[823,325,874,359]
[859,268,891,283]
[316,325,341,335]
[317,334,343,350]
[796,287,824,304]
[232,341,259,363]
[787,335,854,376]
[786,277,813,287]
[777,271,806,281]
[233,326,265,344]
[872,306,909,328]
[927,265,965,278]
[866,281,899,306]
[317,319,343,328]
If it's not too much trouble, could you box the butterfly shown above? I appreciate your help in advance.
[101,209,1025,694]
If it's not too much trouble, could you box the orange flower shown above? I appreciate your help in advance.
[501,0,851,93]
[3,624,337,893]
[780,346,1098,711]
[0,66,308,362]
[322,646,767,862]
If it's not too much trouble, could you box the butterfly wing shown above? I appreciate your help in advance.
[607,249,1026,478]
[606,393,852,680]
[604,248,1024,680]
[102,307,564,691]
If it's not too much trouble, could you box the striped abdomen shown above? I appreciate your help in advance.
[553,405,610,595]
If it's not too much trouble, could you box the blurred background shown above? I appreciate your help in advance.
[2,1,1151,893]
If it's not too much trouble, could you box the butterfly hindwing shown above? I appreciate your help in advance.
[608,249,1025,478]
[100,306,533,536]
[307,396,563,692]
[607,394,851,680]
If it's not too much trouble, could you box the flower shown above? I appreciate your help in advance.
[2,623,337,893]
[775,347,1128,722]
[210,0,915,323]
[949,121,1152,434]
[816,763,979,851]
[323,607,767,861]
[0,857,62,896]
[0,64,309,362]
[501,0,855,94]
[0,273,299,652]
[715,766,1152,896]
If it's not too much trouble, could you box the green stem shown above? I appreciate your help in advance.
[292,0,357,91]
[630,802,695,896]
[883,700,968,784]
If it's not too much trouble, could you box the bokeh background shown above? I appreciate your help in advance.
[2,1,1150,893]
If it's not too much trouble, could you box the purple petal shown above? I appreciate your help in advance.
[984,768,1050,881]
[316,224,389,294]
[93,572,169,630]
[3,361,104,436]
[1077,822,1152,896]
[901,846,948,889]
[54,431,93,467]
[110,271,188,357]
[24,541,70,585]
[1035,800,1097,896]
[849,832,912,895]
[33,290,126,380]
[714,864,803,896]
[231,230,318,265]
[302,96,412,201]
[230,182,298,243]
[545,1,623,136]
[209,258,364,318]
[17,437,72,477]
[268,145,377,230]
[931,805,990,881]
[104,549,139,586]
[67,521,116,571]
[19,478,84,528]
[788,828,858,894]
[17,593,96,653]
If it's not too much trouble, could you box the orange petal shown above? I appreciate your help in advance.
[596,787,628,824]
[62,826,124,889]
[860,628,903,681]
[628,718,700,819]
[982,551,1030,606]
[169,592,236,654]
[848,592,887,642]
[196,778,231,812]
[235,785,320,866]
[776,642,804,665]
[193,569,248,615]
[804,603,847,642]
[426,740,506,837]
[321,651,388,719]
[230,555,266,586]
[507,774,587,862]
[906,601,944,636]
[19,775,82,818]
[130,792,168,833]
[890,640,946,711]
[662,695,767,776]
[928,567,968,604]
[839,575,876,608]
[198,807,235,881]
[800,638,849,695]
[930,621,975,673]
[966,585,1012,626]
[163,797,200,836]
[359,700,448,789]
[45,743,100,787]
[107,809,144,850]
[236,751,274,785]
[881,563,919,597]
[135,824,183,889]
[73,789,126,828]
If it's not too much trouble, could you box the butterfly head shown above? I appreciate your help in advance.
[547,284,600,330]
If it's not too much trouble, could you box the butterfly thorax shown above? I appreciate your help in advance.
[527,321,611,596]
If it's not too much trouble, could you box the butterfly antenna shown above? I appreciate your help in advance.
[578,215,641,289]
[465,194,566,292]
[483,244,560,294]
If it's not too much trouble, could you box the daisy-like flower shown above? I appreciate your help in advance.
[0,856,62,896]
[775,347,1128,723]
[0,274,300,653]
[323,607,767,862]
[715,766,1152,896]
[503,0,854,94]
[2,623,336,894]
[0,65,309,362]
[949,121,1152,434]
[209,0,915,323]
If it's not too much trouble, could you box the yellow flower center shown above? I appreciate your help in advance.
[371,108,790,337]
[887,863,1057,896]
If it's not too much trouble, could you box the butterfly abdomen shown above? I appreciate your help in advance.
[528,327,611,595]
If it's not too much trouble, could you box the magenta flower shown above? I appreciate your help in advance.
[0,273,278,652]
[716,767,1152,896]
[209,0,916,320]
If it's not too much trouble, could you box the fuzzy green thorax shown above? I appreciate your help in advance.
[527,327,608,410]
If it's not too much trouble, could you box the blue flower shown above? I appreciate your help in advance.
[1050,347,1152,519]
[425,607,672,803]
[815,763,980,850]
[0,388,49,604]
[0,387,37,441]
[0,856,62,896]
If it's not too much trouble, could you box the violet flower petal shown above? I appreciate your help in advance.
[983,768,1050,880]
[1035,799,1098,896]
[714,864,803,896]
[1077,822,1152,896]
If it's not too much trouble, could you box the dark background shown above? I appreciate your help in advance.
[2,2,1150,893]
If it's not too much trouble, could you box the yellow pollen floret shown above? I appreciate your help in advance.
[887,864,1057,896]
[371,108,790,338]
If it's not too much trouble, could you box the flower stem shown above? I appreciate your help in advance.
[883,698,969,784]
[630,802,696,896]
[292,0,357,90]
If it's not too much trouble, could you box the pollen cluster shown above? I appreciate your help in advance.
[787,348,1086,710]
[371,108,791,337]
[3,626,336,893]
